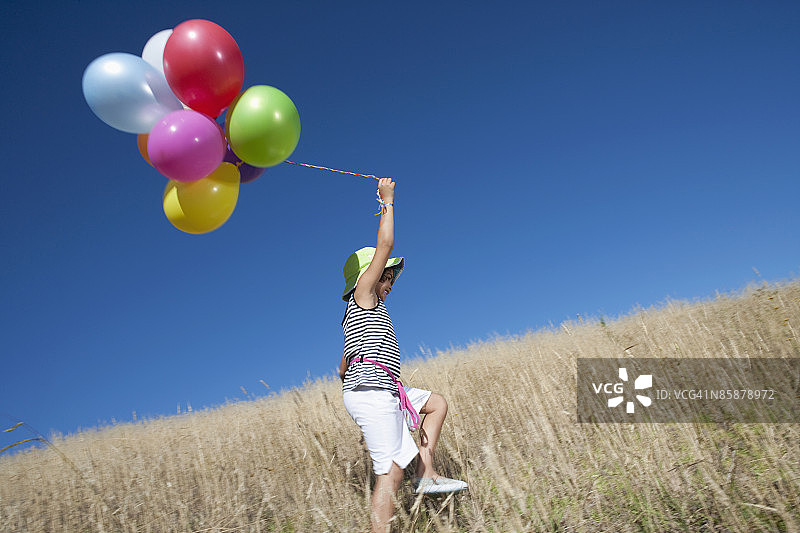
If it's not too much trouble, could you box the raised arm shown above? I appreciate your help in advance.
[353,178,395,308]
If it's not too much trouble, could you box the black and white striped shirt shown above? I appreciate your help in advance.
[341,294,401,392]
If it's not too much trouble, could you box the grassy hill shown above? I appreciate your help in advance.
[1,281,798,532]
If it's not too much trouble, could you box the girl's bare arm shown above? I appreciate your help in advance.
[354,178,395,307]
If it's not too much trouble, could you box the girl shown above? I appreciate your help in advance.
[339,178,467,533]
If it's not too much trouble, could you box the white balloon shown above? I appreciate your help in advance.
[142,29,172,75]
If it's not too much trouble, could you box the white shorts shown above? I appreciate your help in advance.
[343,385,432,475]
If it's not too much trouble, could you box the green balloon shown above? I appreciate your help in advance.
[225,85,301,167]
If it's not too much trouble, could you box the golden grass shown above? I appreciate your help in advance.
[1,280,799,532]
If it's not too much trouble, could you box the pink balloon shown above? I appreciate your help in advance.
[147,110,226,182]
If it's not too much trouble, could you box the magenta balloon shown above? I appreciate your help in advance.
[147,110,226,182]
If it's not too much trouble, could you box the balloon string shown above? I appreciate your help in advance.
[283,160,379,180]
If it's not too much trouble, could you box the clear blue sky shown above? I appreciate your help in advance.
[1,1,798,444]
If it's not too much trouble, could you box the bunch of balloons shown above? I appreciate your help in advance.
[82,19,301,234]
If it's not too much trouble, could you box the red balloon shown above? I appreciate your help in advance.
[163,20,244,118]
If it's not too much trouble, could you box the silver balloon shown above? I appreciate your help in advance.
[82,52,183,134]
[142,29,172,75]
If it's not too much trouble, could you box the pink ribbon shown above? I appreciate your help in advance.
[348,357,420,430]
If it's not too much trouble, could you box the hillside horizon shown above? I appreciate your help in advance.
[6,276,798,444]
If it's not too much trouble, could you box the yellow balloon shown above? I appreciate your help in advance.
[163,162,240,234]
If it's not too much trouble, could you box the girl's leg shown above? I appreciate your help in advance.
[371,461,404,533]
[414,393,448,479]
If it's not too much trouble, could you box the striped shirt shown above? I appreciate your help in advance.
[342,294,401,392]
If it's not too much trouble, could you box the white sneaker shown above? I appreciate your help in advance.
[413,477,468,494]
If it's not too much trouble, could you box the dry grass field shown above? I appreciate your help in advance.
[1,280,799,532]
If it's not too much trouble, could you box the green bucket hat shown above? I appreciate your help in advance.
[342,246,404,301]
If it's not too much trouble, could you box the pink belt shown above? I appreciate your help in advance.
[348,357,420,430]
